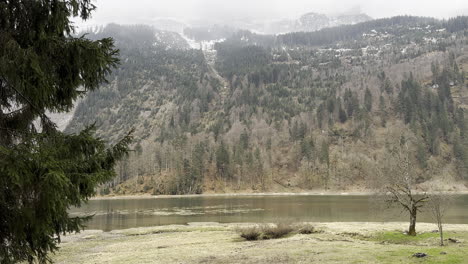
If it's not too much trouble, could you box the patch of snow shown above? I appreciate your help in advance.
[180,33,202,50]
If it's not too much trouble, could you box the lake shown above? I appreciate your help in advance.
[69,194,468,231]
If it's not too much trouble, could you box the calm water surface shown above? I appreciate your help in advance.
[69,195,468,231]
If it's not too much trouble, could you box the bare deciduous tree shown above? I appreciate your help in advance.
[428,192,452,246]
[386,181,428,236]
[381,139,428,236]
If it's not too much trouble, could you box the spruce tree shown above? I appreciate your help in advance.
[0,1,131,263]
[338,106,348,123]
[364,88,373,112]
[216,141,230,179]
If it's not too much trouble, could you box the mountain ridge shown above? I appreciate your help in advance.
[65,16,468,195]
[264,12,372,34]
[182,10,373,41]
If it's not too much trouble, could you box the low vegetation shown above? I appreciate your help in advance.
[237,223,318,240]
[296,223,319,234]
[261,223,295,239]
[237,226,262,241]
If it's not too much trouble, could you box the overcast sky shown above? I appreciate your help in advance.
[75,0,468,28]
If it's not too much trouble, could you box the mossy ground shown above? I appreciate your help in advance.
[52,222,468,264]
[370,231,450,244]
[365,231,467,264]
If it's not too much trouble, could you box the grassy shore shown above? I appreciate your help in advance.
[52,222,468,264]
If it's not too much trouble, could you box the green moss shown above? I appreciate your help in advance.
[371,231,468,264]
[376,247,465,264]
[371,231,443,244]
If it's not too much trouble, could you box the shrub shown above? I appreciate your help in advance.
[297,224,316,234]
[238,227,261,241]
[262,223,294,239]
[143,184,152,192]
[99,187,110,196]
[137,177,145,185]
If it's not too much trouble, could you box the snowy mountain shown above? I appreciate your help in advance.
[181,11,373,40]
[154,30,190,50]
[264,12,372,34]
[150,18,187,34]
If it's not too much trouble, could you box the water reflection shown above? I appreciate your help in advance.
[68,195,468,231]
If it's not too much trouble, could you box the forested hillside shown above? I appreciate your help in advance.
[66,17,468,195]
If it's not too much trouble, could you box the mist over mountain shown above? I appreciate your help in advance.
[110,10,372,37]
[261,12,372,34]
[177,10,372,45]
[75,0,468,30]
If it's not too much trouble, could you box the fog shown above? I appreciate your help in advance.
[76,0,468,28]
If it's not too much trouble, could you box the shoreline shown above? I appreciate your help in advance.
[80,221,468,233]
[91,190,468,200]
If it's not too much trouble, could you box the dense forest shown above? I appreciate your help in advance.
[66,16,468,195]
